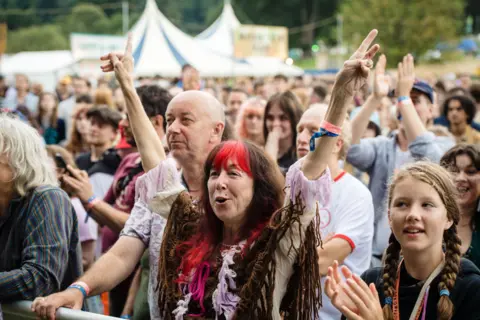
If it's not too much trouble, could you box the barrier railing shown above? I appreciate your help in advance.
[1,301,119,320]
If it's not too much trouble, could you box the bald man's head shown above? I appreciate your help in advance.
[303,103,329,120]
[168,90,225,124]
[165,90,226,165]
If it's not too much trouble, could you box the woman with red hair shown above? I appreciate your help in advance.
[32,29,380,320]
[235,97,266,147]
[152,30,379,320]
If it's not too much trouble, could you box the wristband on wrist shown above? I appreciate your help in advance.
[397,96,412,106]
[309,121,341,151]
[71,281,90,295]
[68,281,90,299]
[85,196,100,211]
[320,120,342,135]
[397,98,412,109]
[120,315,132,319]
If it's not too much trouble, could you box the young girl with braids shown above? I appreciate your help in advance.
[325,161,480,320]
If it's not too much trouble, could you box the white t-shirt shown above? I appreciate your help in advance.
[318,171,375,320]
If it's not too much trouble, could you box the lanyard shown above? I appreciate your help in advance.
[393,259,445,320]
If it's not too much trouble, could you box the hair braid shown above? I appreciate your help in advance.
[382,233,401,320]
[437,227,462,320]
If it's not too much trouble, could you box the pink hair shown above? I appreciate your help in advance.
[235,98,266,141]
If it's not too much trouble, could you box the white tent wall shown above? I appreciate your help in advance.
[131,0,302,77]
[130,0,255,77]
[195,1,240,57]
[0,51,77,92]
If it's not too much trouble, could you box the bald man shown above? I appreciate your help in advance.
[34,90,227,319]
[296,104,374,320]
[164,91,225,197]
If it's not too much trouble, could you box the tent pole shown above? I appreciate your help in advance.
[123,1,130,34]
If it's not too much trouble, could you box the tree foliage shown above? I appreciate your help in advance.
[236,0,338,48]
[57,4,110,36]
[0,0,475,55]
[340,0,466,66]
[6,24,68,52]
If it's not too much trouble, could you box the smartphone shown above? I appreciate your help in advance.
[54,153,71,175]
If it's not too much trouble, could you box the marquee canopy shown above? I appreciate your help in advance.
[131,0,303,77]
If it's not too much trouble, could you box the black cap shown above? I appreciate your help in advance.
[86,105,122,129]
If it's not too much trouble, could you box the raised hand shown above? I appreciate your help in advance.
[100,33,134,86]
[396,53,415,97]
[335,29,380,95]
[373,54,390,99]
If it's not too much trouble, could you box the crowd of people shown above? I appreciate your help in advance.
[0,29,480,320]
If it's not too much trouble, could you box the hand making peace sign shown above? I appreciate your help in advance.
[335,29,380,95]
[100,33,134,86]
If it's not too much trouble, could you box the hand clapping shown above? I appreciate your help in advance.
[325,261,383,320]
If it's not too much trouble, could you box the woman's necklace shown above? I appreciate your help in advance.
[393,259,444,320]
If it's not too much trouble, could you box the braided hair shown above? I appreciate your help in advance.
[382,161,462,320]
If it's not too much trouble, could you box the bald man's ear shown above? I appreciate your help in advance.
[211,122,225,142]
[333,138,343,156]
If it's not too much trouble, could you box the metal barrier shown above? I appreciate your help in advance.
[1,301,120,320]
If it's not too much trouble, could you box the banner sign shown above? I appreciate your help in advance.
[234,25,288,60]
[0,24,7,55]
[70,33,125,61]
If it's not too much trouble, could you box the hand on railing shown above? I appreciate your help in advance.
[31,289,83,320]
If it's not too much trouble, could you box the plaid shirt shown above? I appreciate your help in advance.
[0,185,82,302]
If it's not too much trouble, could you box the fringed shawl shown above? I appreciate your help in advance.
[157,191,323,320]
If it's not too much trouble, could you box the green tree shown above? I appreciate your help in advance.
[6,24,68,52]
[340,0,465,66]
[235,0,338,48]
[57,3,110,36]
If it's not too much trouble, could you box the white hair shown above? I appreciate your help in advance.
[0,114,57,196]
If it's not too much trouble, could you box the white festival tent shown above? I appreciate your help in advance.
[131,0,303,77]
[131,0,255,77]
[194,0,303,76]
[195,0,240,57]
[0,51,77,91]
[1,0,302,85]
